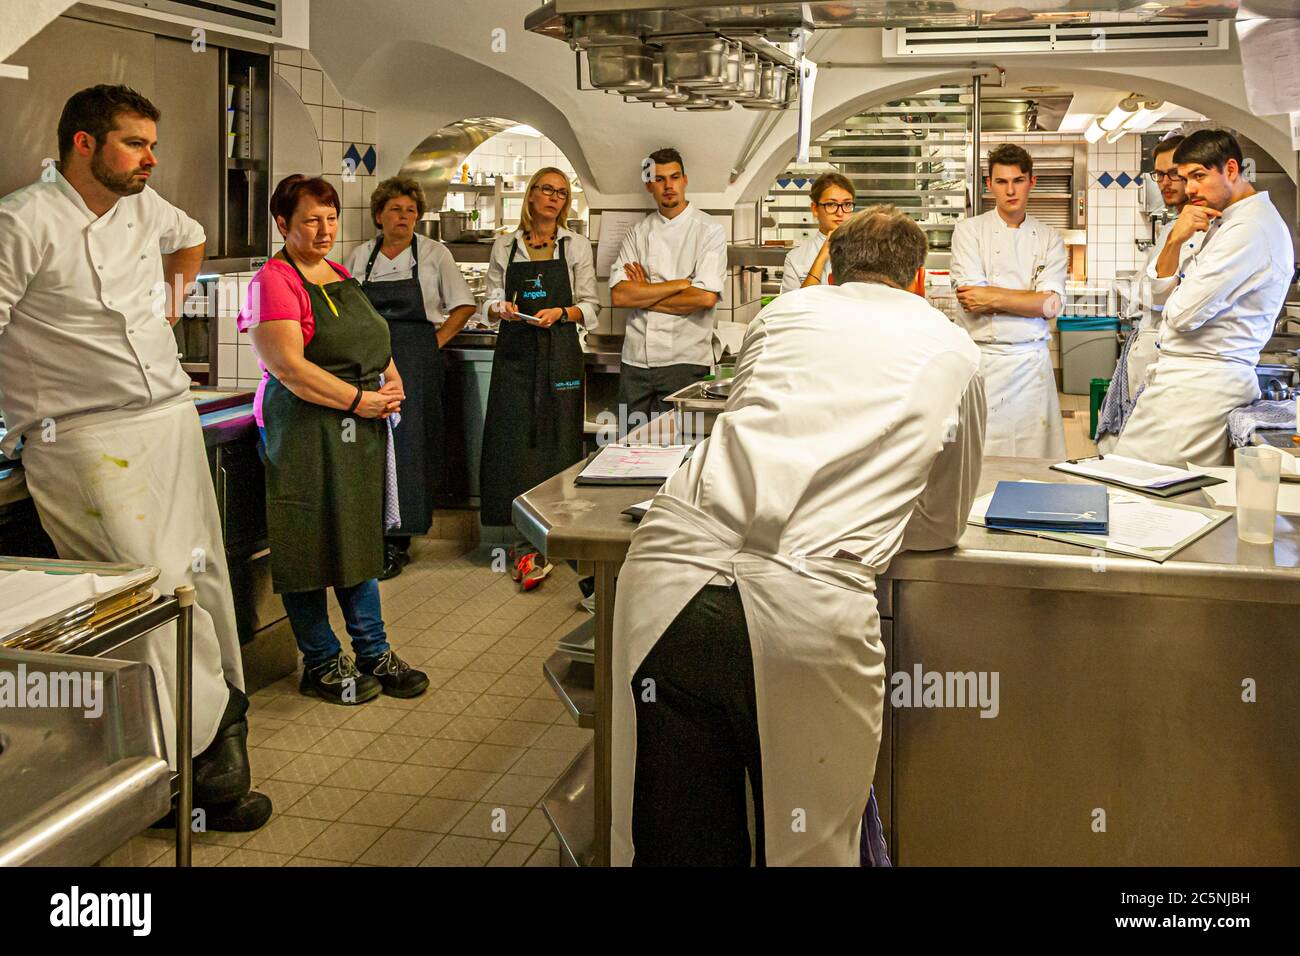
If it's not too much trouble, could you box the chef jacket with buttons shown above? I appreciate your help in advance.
[609,203,728,368]
[779,231,830,294]
[0,171,204,456]
[1126,217,1197,325]
[1146,191,1293,365]
[344,234,477,325]
[949,209,1068,344]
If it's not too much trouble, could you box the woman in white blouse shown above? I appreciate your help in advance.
[479,167,599,588]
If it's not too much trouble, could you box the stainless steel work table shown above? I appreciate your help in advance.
[515,457,1300,866]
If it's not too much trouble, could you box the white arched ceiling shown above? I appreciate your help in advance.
[0,0,78,63]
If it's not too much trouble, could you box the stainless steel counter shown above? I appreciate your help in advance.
[514,456,1300,865]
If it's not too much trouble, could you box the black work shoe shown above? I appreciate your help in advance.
[356,649,429,698]
[192,683,252,805]
[150,790,273,833]
[299,653,382,705]
[379,543,404,581]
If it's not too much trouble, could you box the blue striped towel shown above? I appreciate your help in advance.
[1228,399,1296,448]
[378,373,401,531]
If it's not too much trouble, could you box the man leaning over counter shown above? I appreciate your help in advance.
[0,85,270,831]
[1113,129,1294,467]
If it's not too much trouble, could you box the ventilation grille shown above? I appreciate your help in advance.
[884,20,1228,57]
[118,0,281,36]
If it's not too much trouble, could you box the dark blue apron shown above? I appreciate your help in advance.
[361,235,444,536]
[479,236,585,526]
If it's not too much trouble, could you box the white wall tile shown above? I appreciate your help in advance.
[322,107,342,141]
[299,68,323,106]
[344,109,363,143]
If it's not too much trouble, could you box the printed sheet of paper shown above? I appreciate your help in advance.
[1054,455,1205,489]
[594,210,645,278]
[1237,18,1300,116]
[578,444,689,482]
[1198,466,1300,516]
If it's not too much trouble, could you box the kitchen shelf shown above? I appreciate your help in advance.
[541,743,595,868]
[447,182,498,193]
[544,650,595,729]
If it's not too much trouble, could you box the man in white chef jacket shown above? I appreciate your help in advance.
[611,206,986,866]
[610,147,728,428]
[0,86,269,830]
[779,171,855,293]
[1096,134,1198,451]
[1114,129,1294,467]
[950,144,1068,458]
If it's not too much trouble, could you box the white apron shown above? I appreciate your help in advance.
[1127,327,1160,397]
[1112,355,1260,466]
[19,397,243,765]
[977,339,1067,458]
[611,493,886,867]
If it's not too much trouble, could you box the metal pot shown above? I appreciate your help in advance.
[440,211,470,242]
[587,44,655,92]
[632,54,691,105]
[415,219,441,241]
[663,37,740,90]
[742,62,793,110]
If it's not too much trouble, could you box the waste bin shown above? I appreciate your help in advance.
[1059,315,1119,395]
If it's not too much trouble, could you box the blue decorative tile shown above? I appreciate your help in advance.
[792,177,808,189]
[1116,172,1132,188]
[343,143,362,175]
[1098,172,1114,188]
[1133,173,1144,185]
[361,145,377,175]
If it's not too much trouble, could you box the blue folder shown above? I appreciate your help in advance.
[985,481,1109,534]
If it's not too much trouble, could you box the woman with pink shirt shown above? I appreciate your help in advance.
[239,174,428,704]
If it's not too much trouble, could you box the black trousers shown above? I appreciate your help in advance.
[617,361,710,431]
[632,584,765,867]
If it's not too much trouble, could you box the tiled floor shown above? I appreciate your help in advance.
[102,540,591,867]
[1059,391,1099,459]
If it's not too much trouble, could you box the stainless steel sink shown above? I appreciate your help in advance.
[0,649,170,866]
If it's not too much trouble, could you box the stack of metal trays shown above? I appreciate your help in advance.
[0,558,159,653]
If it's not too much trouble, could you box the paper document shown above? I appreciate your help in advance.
[1055,455,1206,488]
[1196,466,1300,516]
[594,210,644,278]
[1237,18,1300,116]
[577,444,689,484]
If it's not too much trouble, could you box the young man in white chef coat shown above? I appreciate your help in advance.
[1113,129,1294,466]
[1096,135,1199,451]
[610,147,728,428]
[612,206,986,866]
[0,86,269,830]
[779,171,855,293]
[950,144,1068,458]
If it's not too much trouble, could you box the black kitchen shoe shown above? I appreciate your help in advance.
[379,543,404,580]
[299,653,382,705]
[151,790,273,833]
[191,683,252,805]
[356,649,429,698]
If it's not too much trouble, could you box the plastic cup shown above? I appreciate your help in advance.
[1234,446,1282,545]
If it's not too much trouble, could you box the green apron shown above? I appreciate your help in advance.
[262,252,392,593]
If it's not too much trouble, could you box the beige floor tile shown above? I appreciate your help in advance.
[248,745,298,780]
[366,691,426,712]
[405,629,461,650]
[246,716,289,748]
[388,710,455,738]
[425,648,478,670]
[484,720,548,748]
[259,722,334,753]
[447,633,499,654]
[322,757,401,791]
[532,725,594,752]
[284,856,349,867]
[419,834,499,867]
[249,695,316,721]
[491,637,542,659]
[339,705,405,733]
[218,848,292,867]
[307,727,380,758]
[441,670,497,694]
[192,826,256,848]
[466,617,514,636]
[525,844,560,867]
[416,689,477,715]
[340,791,419,827]
[509,698,566,723]
[448,801,536,842]
[486,842,535,867]
[98,834,172,867]
[429,768,500,801]
[150,842,232,867]
[408,737,477,768]
[293,701,357,728]
[283,785,368,821]
[436,714,502,743]
[458,742,525,773]
[511,807,556,847]
[395,796,475,833]
[485,674,544,698]
[242,814,329,855]
[270,752,347,785]
[510,747,580,778]
[481,772,554,807]
[353,733,425,763]
[297,821,387,863]
[462,694,523,719]
[372,762,449,796]
[356,827,443,866]
[464,653,522,676]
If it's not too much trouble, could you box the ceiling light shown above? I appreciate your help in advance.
[1084,119,1107,143]
[504,124,544,138]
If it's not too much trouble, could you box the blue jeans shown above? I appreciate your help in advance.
[281,579,391,668]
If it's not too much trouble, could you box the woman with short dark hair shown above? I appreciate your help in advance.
[240,174,428,704]
[345,177,477,579]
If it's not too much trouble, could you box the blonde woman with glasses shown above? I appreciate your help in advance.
[480,166,599,588]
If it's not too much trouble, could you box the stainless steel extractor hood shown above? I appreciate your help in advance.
[526,1,1250,42]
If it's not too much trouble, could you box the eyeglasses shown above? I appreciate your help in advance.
[1152,170,1184,184]
[816,201,855,213]
[533,183,570,200]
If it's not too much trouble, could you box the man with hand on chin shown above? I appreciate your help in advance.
[610,147,728,427]
[1114,128,1294,466]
